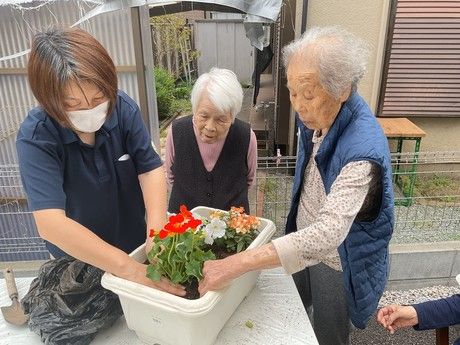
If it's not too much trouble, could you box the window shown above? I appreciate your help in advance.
[378,0,460,117]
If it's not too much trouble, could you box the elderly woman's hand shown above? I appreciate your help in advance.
[198,255,245,295]
[198,243,282,296]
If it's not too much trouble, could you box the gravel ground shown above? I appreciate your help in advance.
[351,285,460,345]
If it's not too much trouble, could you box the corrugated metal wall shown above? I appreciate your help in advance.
[194,19,254,83]
[0,1,140,261]
[381,0,460,117]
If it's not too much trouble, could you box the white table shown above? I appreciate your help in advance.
[0,268,318,345]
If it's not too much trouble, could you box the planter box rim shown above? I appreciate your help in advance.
[101,206,276,315]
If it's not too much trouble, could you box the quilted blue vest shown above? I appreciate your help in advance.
[285,91,394,329]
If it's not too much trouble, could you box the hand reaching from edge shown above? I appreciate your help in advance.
[377,305,419,334]
[123,260,186,296]
[198,256,242,296]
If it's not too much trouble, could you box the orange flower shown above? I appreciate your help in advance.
[209,210,226,219]
[230,206,245,214]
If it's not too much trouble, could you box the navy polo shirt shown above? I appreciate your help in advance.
[16,90,162,258]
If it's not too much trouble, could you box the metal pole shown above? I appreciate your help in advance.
[131,6,161,152]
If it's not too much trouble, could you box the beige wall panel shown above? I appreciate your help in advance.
[306,0,390,113]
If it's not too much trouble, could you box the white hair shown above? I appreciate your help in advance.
[282,26,369,99]
[191,67,243,120]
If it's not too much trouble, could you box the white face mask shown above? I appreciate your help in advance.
[67,101,109,133]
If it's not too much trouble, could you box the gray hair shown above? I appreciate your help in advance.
[191,67,243,120]
[282,26,369,99]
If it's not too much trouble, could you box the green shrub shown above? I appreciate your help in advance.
[171,98,192,115]
[173,86,191,99]
[154,67,175,120]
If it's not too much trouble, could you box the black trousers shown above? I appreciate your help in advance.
[292,263,352,345]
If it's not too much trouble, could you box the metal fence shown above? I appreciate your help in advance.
[250,151,460,243]
[1,151,460,262]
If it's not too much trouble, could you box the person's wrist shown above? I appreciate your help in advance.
[407,306,419,324]
[113,252,137,279]
[230,251,251,278]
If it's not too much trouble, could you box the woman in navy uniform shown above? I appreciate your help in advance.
[17,27,183,295]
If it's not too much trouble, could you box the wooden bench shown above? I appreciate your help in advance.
[377,118,426,206]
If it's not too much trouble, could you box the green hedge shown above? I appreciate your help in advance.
[154,67,193,120]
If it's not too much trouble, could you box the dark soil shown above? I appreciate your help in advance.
[205,244,234,260]
[183,278,200,299]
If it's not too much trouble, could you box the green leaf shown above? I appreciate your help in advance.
[185,259,203,280]
[245,320,254,329]
[170,270,185,284]
[236,241,244,253]
[174,241,187,259]
[202,249,216,261]
[146,264,162,281]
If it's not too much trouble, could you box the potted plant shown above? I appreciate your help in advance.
[101,206,275,345]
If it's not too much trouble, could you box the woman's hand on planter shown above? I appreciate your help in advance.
[124,260,186,296]
[199,243,282,295]
[198,255,242,295]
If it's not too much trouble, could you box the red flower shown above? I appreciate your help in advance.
[169,213,184,224]
[158,229,169,239]
[165,221,188,234]
[186,218,202,230]
[179,205,193,219]
[154,205,201,240]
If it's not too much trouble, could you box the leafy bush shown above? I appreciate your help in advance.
[154,68,194,119]
[173,80,193,99]
[173,86,191,99]
[154,67,175,120]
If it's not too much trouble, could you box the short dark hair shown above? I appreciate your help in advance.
[27,27,117,127]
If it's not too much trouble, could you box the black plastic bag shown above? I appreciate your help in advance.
[21,256,123,345]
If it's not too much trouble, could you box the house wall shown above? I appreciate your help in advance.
[410,118,460,153]
[194,19,255,83]
[301,0,390,112]
[295,0,460,153]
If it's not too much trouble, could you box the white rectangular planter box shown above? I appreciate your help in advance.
[101,206,276,345]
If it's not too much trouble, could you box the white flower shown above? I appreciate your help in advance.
[203,218,226,245]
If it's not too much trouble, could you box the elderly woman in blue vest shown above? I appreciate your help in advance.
[198,26,394,345]
[164,67,257,214]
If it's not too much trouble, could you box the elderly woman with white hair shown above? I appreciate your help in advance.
[165,67,257,213]
[199,27,394,345]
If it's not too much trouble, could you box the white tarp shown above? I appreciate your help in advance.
[0,268,319,344]
[0,0,282,61]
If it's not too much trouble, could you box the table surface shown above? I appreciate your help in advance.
[377,117,427,138]
[0,268,318,345]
